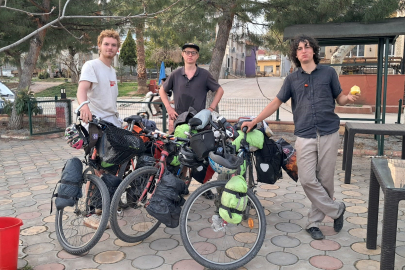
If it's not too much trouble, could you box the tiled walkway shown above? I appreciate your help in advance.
[1,138,405,269]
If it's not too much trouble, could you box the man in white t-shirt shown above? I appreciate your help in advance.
[77,29,122,127]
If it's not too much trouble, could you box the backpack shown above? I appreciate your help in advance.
[219,175,248,224]
[254,135,283,184]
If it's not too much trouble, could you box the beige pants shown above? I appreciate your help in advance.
[295,131,344,229]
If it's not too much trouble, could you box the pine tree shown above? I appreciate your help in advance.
[119,29,137,75]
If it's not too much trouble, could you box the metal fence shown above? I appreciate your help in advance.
[25,98,277,135]
[28,98,72,136]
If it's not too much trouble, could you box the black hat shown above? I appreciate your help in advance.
[182,43,199,52]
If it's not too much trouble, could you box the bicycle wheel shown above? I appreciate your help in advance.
[180,180,266,270]
[55,174,110,254]
[110,166,161,243]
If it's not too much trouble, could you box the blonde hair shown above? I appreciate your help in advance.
[97,29,121,48]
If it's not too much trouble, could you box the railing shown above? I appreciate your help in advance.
[28,98,72,136]
[25,98,278,135]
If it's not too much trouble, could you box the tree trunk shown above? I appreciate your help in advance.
[8,0,50,130]
[330,45,356,76]
[48,63,54,78]
[135,23,148,94]
[207,6,235,109]
[69,52,78,83]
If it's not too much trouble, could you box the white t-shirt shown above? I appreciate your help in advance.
[79,59,121,127]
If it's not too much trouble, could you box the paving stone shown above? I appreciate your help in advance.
[275,222,302,233]
[278,210,303,220]
[98,259,134,270]
[271,235,300,248]
[284,193,306,200]
[343,198,366,204]
[13,200,37,208]
[355,259,380,270]
[94,251,125,264]
[21,226,48,236]
[113,239,142,247]
[281,202,305,209]
[17,212,41,220]
[149,238,179,251]
[24,243,54,255]
[351,242,381,255]
[266,251,298,266]
[33,263,65,270]
[396,245,405,257]
[157,246,192,265]
[11,191,32,198]
[0,208,15,216]
[346,206,368,214]
[347,216,368,225]
[259,199,274,208]
[172,259,204,270]
[256,191,276,198]
[342,190,363,197]
[349,228,367,239]
[260,184,280,190]
[310,239,341,251]
[309,255,343,269]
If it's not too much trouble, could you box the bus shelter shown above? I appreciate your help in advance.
[283,17,405,154]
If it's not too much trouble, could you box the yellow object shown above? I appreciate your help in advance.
[350,85,361,95]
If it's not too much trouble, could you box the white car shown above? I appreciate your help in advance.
[0,82,15,102]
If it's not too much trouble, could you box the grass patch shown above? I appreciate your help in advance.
[33,82,143,98]
[32,77,68,82]
[34,82,78,98]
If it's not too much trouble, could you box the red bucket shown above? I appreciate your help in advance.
[0,217,23,270]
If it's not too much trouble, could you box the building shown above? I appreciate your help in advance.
[256,49,281,77]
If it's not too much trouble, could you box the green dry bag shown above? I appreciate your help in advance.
[219,175,248,224]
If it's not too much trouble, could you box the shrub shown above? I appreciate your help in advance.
[3,89,42,116]
[38,71,50,79]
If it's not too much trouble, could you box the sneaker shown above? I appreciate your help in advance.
[203,190,214,200]
[84,214,110,230]
[334,202,346,232]
[306,227,324,240]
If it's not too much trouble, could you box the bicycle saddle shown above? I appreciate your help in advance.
[124,115,143,124]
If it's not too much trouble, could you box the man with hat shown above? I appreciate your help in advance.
[158,42,224,133]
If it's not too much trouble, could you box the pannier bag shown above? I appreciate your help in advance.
[88,173,121,209]
[276,138,298,182]
[135,155,156,170]
[146,170,188,228]
[97,122,146,165]
[219,175,248,224]
[254,134,283,184]
[191,162,215,184]
[53,158,83,210]
[190,130,216,159]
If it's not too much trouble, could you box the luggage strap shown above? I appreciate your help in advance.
[219,205,243,219]
[223,188,246,199]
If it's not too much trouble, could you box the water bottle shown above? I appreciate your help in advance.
[211,215,225,232]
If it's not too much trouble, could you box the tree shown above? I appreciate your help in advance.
[119,29,137,75]
[262,0,405,74]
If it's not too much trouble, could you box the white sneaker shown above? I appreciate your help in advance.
[84,214,110,230]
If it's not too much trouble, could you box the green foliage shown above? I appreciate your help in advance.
[4,89,41,116]
[38,71,50,79]
[119,29,137,68]
[261,0,403,50]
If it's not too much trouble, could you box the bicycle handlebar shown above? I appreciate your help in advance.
[74,101,90,114]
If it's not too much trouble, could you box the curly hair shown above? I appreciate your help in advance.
[289,35,320,67]
[97,29,121,48]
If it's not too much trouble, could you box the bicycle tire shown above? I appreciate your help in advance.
[110,166,161,243]
[55,174,110,254]
[180,180,266,270]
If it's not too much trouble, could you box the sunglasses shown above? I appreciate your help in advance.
[183,50,198,56]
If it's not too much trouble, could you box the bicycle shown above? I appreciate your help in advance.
[179,126,266,270]
[55,101,148,254]
[109,128,193,242]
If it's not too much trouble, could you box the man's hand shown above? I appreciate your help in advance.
[241,121,256,133]
[80,104,92,123]
[167,107,178,120]
[347,92,360,102]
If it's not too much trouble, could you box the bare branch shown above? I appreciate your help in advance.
[0,0,181,53]
[0,5,56,16]
[57,21,83,40]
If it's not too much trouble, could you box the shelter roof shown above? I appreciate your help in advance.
[283,17,405,46]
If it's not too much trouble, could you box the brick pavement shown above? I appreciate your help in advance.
[1,137,405,269]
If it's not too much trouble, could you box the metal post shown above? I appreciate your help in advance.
[375,38,384,150]
[276,108,280,121]
[378,38,390,155]
[396,99,402,124]
[162,105,167,132]
[28,100,33,136]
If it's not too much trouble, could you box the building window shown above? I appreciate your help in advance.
[246,48,252,57]
[256,66,260,72]
[384,44,395,56]
[319,47,325,58]
[349,45,365,57]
